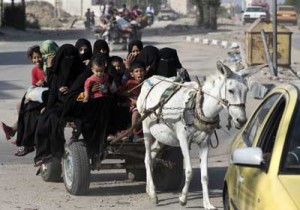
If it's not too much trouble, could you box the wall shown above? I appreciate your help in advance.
[26,0,102,17]
[169,0,188,15]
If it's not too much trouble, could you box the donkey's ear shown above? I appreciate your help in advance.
[216,60,232,78]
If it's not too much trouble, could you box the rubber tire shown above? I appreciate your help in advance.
[62,141,90,195]
[40,157,62,182]
[153,147,184,191]
[223,185,230,210]
[126,159,146,181]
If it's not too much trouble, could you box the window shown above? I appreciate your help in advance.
[247,7,264,12]
[278,6,296,12]
[242,94,281,146]
[281,100,300,174]
[257,98,285,169]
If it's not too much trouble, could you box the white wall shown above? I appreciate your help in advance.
[169,0,188,15]
[26,0,102,18]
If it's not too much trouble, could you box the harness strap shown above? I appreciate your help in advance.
[156,79,183,123]
[185,89,220,133]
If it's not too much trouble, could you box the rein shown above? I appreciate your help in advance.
[155,77,245,109]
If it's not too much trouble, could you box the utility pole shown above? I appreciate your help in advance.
[81,0,83,18]
[0,0,3,27]
[273,0,278,76]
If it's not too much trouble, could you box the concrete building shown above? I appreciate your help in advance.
[169,0,189,15]
[26,0,102,17]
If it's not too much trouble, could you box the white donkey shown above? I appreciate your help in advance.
[136,61,248,209]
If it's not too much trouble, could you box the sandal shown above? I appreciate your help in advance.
[1,122,15,140]
[14,146,35,156]
[34,160,44,167]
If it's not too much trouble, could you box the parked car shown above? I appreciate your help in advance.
[157,8,179,21]
[223,83,300,210]
[277,5,298,25]
[242,6,268,24]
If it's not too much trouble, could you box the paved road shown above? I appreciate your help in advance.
[1,19,298,209]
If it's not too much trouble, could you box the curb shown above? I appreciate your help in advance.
[185,36,241,49]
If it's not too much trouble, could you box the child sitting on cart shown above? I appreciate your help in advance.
[119,61,145,142]
[83,55,110,103]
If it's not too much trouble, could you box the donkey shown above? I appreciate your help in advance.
[136,61,248,209]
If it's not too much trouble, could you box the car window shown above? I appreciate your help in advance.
[278,7,296,12]
[256,98,286,169]
[246,7,264,12]
[281,100,300,174]
[242,93,281,146]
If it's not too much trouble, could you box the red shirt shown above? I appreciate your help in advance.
[31,66,45,86]
[122,79,142,107]
[84,74,109,99]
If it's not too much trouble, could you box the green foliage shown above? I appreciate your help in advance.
[218,6,230,18]
[284,0,300,13]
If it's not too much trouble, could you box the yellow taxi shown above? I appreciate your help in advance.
[277,5,298,25]
[223,83,300,210]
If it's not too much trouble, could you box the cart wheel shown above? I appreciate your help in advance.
[62,141,90,195]
[126,159,146,181]
[40,157,62,182]
[223,184,230,210]
[153,147,184,191]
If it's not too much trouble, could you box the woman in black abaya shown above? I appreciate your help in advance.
[136,45,160,78]
[75,38,93,65]
[61,53,116,162]
[34,44,85,166]
[157,47,191,81]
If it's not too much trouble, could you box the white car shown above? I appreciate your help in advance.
[242,6,268,24]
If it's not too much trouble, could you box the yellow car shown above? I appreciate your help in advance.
[277,5,298,25]
[223,83,300,210]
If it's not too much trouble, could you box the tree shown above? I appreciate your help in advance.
[191,0,221,30]
[285,0,300,13]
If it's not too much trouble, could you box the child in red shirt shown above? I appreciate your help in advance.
[1,45,46,154]
[29,45,45,86]
[120,61,145,142]
[83,55,110,102]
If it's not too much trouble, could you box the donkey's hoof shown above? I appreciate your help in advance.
[204,203,217,210]
[151,196,158,205]
[180,200,187,206]
[179,194,187,206]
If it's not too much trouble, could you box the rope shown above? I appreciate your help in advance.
[210,130,219,149]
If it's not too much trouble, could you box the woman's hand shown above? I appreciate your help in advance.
[59,86,69,94]
[47,55,55,68]
[124,53,135,70]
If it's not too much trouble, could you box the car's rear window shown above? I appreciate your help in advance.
[246,7,264,12]
[278,7,296,12]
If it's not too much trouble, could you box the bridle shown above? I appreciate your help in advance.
[200,77,246,110]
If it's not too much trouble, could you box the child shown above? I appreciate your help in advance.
[1,45,46,144]
[108,56,127,88]
[83,55,110,103]
[25,45,49,103]
[120,61,145,142]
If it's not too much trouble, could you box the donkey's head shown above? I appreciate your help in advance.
[216,61,248,129]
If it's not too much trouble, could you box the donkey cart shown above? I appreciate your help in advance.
[38,123,184,196]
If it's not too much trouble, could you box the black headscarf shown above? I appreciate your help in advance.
[75,38,92,62]
[93,39,110,57]
[52,44,85,89]
[157,47,182,78]
[128,39,143,54]
[136,45,159,78]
